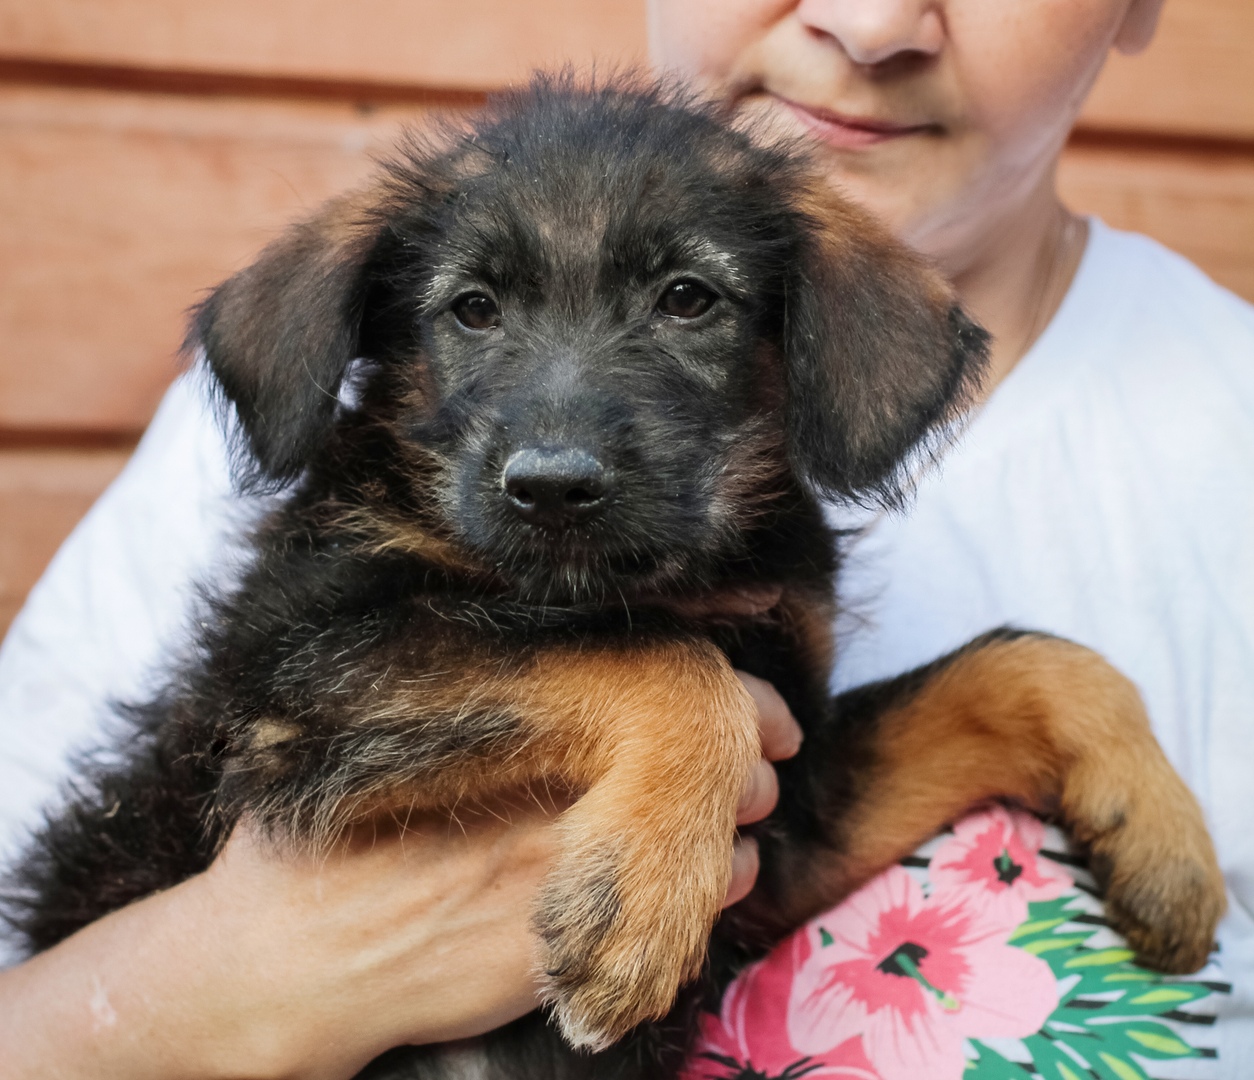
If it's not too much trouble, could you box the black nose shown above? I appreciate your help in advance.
[502,448,608,527]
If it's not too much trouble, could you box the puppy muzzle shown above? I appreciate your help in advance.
[501,446,610,529]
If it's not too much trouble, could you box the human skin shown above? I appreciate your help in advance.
[0,670,797,1080]
[0,2,1168,1075]
[648,0,1165,394]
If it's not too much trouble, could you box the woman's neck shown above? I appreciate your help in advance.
[945,179,1088,406]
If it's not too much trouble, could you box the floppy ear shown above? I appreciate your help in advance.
[189,188,383,488]
[784,187,989,507]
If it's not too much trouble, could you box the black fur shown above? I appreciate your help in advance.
[2,75,993,1077]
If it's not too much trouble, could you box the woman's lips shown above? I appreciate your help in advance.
[779,97,933,149]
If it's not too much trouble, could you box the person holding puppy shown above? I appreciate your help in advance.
[2,0,1251,1076]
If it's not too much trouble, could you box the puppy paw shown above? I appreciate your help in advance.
[1086,790,1225,974]
[535,836,730,1050]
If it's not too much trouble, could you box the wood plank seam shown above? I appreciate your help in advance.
[1071,125,1254,161]
[0,57,488,107]
[0,430,143,451]
[1,60,1250,159]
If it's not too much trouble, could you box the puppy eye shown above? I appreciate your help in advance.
[451,293,502,330]
[656,280,717,320]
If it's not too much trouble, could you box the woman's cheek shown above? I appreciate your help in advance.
[647,0,793,80]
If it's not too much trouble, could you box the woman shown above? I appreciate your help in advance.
[3,0,1251,1075]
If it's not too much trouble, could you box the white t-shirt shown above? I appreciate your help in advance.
[825,221,1254,1070]
[1,221,1251,1065]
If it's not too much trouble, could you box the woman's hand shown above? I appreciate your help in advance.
[0,674,799,1080]
[0,801,562,1080]
[727,669,803,905]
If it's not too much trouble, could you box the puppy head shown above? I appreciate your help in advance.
[192,75,987,600]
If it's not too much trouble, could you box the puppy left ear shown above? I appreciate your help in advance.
[784,188,989,506]
[189,188,384,489]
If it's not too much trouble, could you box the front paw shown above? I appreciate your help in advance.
[1087,789,1225,973]
[534,838,730,1050]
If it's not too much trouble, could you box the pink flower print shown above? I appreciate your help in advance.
[787,866,1058,1080]
[681,931,882,1080]
[930,805,1072,928]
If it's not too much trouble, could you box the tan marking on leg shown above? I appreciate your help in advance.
[785,636,1224,973]
[511,640,760,1048]
[306,635,760,1046]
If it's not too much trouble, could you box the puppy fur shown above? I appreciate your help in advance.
[2,76,1224,1078]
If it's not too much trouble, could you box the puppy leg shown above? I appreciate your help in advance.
[765,629,1224,974]
[213,632,757,1048]
[517,640,760,1050]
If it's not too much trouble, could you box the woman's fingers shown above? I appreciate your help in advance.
[735,670,802,761]
[724,837,760,908]
[727,670,801,906]
[736,757,779,825]
[734,668,801,825]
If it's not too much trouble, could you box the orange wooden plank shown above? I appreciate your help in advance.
[4,1,1249,138]
[0,449,129,636]
[0,86,442,432]
[1082,0,1254,140]
[3,86,1252,437]
[1059,141,1254,304]
[2,1,1248,138]
[0,0,647,92]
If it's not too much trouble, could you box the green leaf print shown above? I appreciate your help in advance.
[966,895,1221,1080]
[1093,1051,1151,1080]
[1122,1027,1196,1057]
[1023,1034,1096,1080]
[965,1042,1029,1079]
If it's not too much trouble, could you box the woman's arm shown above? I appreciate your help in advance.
[0,805,558,1080]
[0,672,798,1080]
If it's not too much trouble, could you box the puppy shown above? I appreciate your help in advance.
[4,76,1223,1078]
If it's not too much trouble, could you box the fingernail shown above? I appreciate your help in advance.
[737,761,763,812]
[725,837,760,907]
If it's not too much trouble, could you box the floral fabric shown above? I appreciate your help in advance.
[684,805,1229,1080]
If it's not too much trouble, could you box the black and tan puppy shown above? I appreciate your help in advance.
[4,77,1223,1078]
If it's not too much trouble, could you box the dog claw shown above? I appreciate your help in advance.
[535,837,727,1049]
[1084,793,1226,974]
[1101,853,1226,973]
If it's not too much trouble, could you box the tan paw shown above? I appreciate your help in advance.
[1085,784,1225,973]
[534,835,731,1050]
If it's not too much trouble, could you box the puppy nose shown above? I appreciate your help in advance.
[502,448,607,527]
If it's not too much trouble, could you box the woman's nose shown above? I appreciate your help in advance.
[796,0,945,67]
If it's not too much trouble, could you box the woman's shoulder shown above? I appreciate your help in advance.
[1059,220,1254,377]
[0,368,260,868]
[1072,222,1252,465]
[967,221,1254,471]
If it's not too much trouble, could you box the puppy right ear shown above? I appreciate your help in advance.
[189,189,383,488]
[782,185,990,507]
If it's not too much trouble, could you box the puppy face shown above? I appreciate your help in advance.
[194,77,988,602]
[372,111,807,598]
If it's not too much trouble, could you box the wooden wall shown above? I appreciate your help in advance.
[1,1,1251,635]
